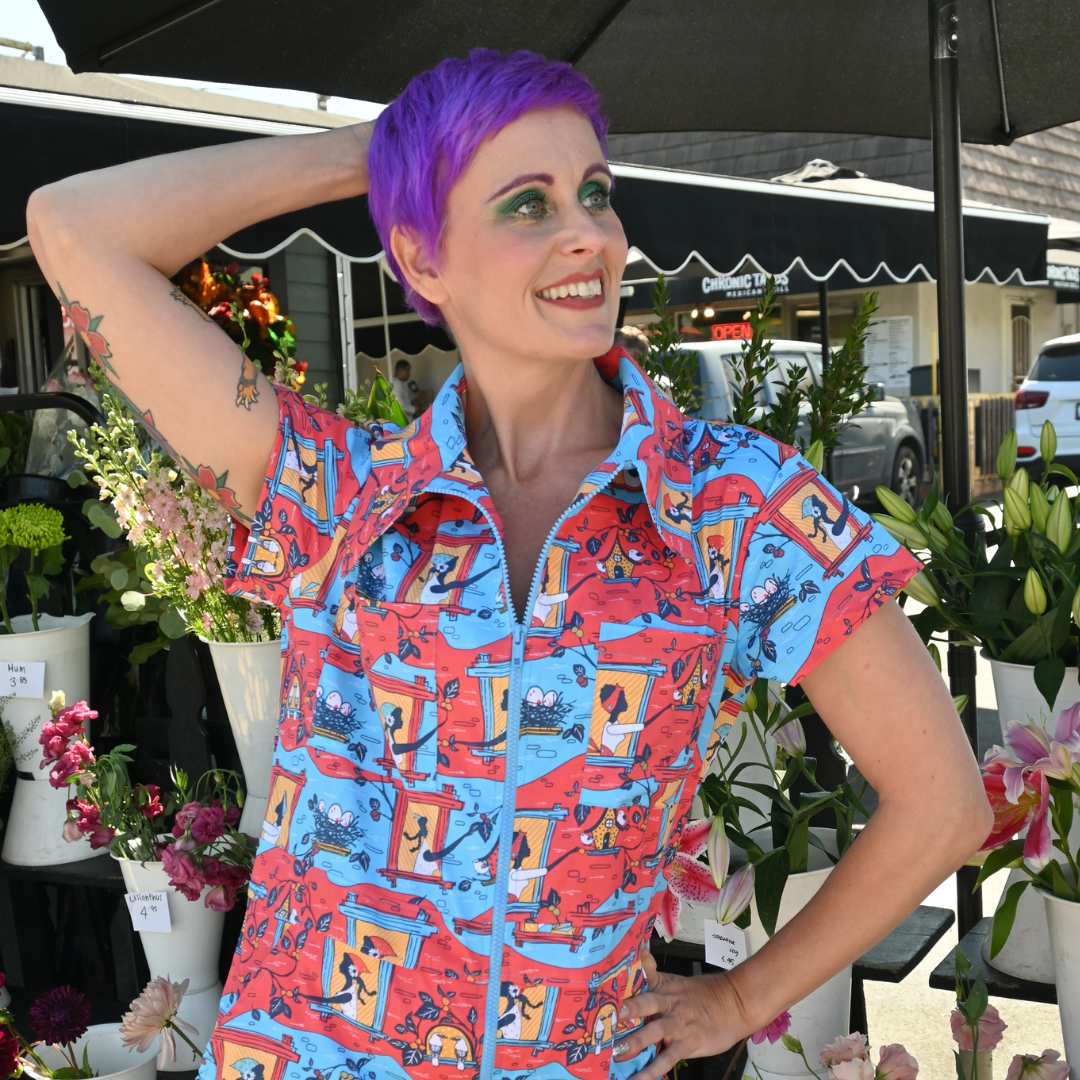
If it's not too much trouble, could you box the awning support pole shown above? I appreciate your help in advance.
[818,278,832,482]
[929,0,982,937]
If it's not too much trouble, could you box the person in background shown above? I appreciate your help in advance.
[614,324,649,361]
[392,358,419,421]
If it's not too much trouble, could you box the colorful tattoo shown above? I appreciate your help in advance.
[235,352,260,410]
[183,458,250,522]
[58,283,116,376]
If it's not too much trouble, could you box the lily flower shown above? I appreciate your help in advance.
[716,863,755,925]
[984,704,1080,802]
[656,818,721,940]
[978,760,1041,851]
[706,816,728,890]
[774,717,806,756]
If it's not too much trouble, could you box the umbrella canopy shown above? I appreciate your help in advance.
[35,0,1080,144]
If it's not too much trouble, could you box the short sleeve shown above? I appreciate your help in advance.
[225,388,372,607]
[727,448,920,686]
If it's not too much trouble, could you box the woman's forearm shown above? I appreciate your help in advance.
[29,122,372,281]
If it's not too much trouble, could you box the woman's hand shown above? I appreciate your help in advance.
[614,945,747,1080]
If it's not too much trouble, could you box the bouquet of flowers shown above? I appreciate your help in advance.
[951,949,1007,1078]
[0,978,94,1078]
[782,1032,919,1080]
[39,691,254,911]
[71,383,277,652]
[974,701,1080,956]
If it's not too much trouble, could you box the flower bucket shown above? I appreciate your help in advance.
[202,638,281,837]
[1043,890,1080,1079]
[745,829,846,1080]
[25,1023,158,1080]
[116,857,223,1072]
[986,653,1080,740]
[1,613,95,866]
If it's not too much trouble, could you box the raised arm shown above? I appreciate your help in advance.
[26,122,373,520]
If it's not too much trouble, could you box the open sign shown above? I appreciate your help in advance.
[711,322,753,341]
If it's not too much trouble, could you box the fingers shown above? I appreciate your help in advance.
[619,990,664,1024]
[613,1017,669,1066]
[629,1045,681,1080]
[639,942,659,982]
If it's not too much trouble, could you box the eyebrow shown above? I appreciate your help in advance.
[487,162,615,203]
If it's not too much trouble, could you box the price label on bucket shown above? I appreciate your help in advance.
[703,920,747,971]
[125,890,171,933]
[2,662,44,699]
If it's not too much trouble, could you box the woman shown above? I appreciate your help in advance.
[28,49,990,1080]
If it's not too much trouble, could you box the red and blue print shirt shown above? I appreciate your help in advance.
[199,348,918,1080]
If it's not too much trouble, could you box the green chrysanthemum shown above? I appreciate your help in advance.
[5,504,67,555]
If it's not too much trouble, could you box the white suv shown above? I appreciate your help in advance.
[1015,333,1080,478]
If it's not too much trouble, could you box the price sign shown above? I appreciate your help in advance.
[124,891,171,933]
[3,661,44,699]
[703,920,747,971]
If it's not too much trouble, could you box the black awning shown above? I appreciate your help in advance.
[3,97,1047,287]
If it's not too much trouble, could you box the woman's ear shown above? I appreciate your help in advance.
[389,226,449,308]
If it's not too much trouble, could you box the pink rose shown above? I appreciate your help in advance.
[830,1059,875,1080]
[950,1004,1007,1051]
[821,1033,870,1067]
[1005,1051,1070,1080]
[161,845,203,901]
[62,818,82,843]
[876,1044,919,1080]
[204,885,231,912]
[191,806,226,844]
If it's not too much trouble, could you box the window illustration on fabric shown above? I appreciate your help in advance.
[380,784,465,888]
[262,765,305,849]
[692,495,760,607]
[587,651,664,766]
[272,416,346,535]
[208,1030,299,1080]
[397,527,497,607]
[496,981,559,1048]
[531,537,579,632]
[762,463,873,577]
[290,524,352,612]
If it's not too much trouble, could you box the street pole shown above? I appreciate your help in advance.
[929,0,982,936]
[819,279,832,482]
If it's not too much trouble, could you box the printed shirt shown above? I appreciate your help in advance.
[200,349,918,1080]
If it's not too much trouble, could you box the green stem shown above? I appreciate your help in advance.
[171,1021,204,1064]
[28,551,39,633]
[0,553,13,635]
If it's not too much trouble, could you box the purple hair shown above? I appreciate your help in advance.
[367,49,609,326]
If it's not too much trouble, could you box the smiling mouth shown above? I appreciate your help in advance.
[537,277,604,301]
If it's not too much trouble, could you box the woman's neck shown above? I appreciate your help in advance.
[461,351,624,484]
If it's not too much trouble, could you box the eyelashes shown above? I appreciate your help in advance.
[496,181,613,221]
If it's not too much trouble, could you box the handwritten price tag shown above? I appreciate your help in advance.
[703,920,747,971]
[125,891,171,933]
[3,662,44,699]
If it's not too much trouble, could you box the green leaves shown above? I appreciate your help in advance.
[639,275,702,417]
[1034,656,1066,713]
[84,498,122,539]
[989,879,1029,958]
[159,606,187,639]
[753,847,790,938]
[724,279,778,430]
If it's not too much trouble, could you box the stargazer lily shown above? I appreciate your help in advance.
[656,817,721,940]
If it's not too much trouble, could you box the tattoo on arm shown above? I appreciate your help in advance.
[236,352,260,410]
[170,286,216,323]
[58,283,116,377]
[182,458,250,522]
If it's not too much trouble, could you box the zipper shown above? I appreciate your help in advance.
[476,469,620,1080]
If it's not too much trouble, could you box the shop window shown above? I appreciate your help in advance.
[1012,305,1032,384]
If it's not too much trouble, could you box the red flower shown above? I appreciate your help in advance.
[29,985,91,1046]
[193,466,241,511]
[63,301,111,364]
[172,800,201,839]
[48,741,94,788]
[161,845,203,901]
[0,1029,19,1079]
[190,805,226,844]
[980,761,1042,850]
[138,784,164,820]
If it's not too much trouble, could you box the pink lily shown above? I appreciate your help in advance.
[984,704,1080,802]
[657,818,721,940]
[716,863,755,925]
[774,717,806,756]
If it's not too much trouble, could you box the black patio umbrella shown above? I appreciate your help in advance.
[36,0,1080,933]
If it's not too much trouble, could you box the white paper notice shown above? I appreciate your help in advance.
[125,891,172,933]
[703,919,747,971]
[864,316,914,397]
[2,661,44,699]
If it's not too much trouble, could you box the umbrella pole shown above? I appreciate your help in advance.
[929,0,982,936]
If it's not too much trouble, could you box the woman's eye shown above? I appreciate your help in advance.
[516,197,547,218]
[501,191,548,220]
[581,183,611,211]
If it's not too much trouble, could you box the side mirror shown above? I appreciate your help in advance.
[870,382,886,402]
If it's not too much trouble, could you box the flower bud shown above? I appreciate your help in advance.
[876,486,917,524]
[931,501,954,532]
[781,1036,804,1056]
[871,514,929,550]
[716,863,755,926]
[804,440,824,472]
[1029,484,1051,535]
[928,643,942,671]
[904,570,941,608]
[1003,486,1032,536]
[1072,587,1080,627]
[774,717,807,756]
[996,429,1018,483]
[48,690,65,715]
[1024,568,1047,615]
[742,688,757,715]
[1008,465,1030,499]
[706,816,729,891]
[1048,491,1073,554]
[1041,421,1058,466]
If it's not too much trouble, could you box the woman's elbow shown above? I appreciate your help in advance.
[949,771,994,861]
[26,183,80,272]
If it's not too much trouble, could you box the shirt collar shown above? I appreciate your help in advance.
[357,347,698,564]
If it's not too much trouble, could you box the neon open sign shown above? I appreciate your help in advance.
[711,323,753,341]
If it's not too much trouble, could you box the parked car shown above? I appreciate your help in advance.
[681,338,927,508]
[1014,332,1080,480]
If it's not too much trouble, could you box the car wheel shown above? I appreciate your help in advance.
[890,446,920,509]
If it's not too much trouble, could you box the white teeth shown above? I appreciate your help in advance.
[539,277,602,300]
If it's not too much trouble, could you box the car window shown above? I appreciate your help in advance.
[1029,344,1080,382]
[769,352,817,394]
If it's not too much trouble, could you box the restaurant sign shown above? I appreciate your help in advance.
[1049,264,1080,289]
[701,271,791,300]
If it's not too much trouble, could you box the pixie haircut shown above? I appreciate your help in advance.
[367,49,609,326]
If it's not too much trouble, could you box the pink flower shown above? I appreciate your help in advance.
[985,704,1080,802]
[656,818,721,940]
[876,1043,919,1080]
[830,1059,875,1080]
[160,845,203,902]
[139,784,164,820]
[48,741,94,788]
[1005,1051,1070,1080]
[821,1033,870,1067]
[204,885,231,912]
[172,801,201,839]
[750,1011,790,1045]
[62,817,82,843]
[716,863,755,925]
[190,805,226,844]
[979,761,1042,851]
[120,976,199,1066]
[950,1003,1007,1051]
